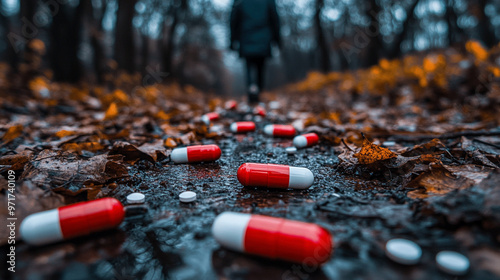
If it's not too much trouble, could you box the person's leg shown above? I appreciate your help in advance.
[255,56,266,92]
[245,57,260,103]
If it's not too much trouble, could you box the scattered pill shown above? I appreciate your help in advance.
[201,112,220,124]
[225,100,238,110]
[212,212,333,264]
[230,121,256,133]
[171,144,221,163]
[385,238,422,265]
[237,163,314,189]
[263,124,296,138]
[20,198,124,246]
[286,147,297,154]
[436,251,469,276]
[127,193,145,204]
[382,141,396,147]
[179,191,197,203]
[253,106,266,117]
[293,133,319,148]
[268,101,280,110]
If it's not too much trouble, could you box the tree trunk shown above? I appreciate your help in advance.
[162,0,187,79]
[446,0,465,45]
[476,0,495,48]
[87,0,107,84]
[389,0,419,59]
[50,2,84,82]
[314,0,331,73]
[114,0,137,73]
[362,0,382,67]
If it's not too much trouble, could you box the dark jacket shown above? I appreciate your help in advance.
[230,0,281,58]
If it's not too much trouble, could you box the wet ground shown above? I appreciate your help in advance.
[7,121,500,280]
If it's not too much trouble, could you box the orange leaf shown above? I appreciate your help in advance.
[353,136,397,164]
[104,102,118,120]
[54,130,76,138]
[2,125,23,144]
[164,138,177,148]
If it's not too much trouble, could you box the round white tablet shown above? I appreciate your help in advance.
[436,251,469,275]
[286,147,297,154]
[127,193,145,204]
[385,238,422,265]
[179,191,197,203]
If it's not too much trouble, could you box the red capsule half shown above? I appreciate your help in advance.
[230,121,256,133]
[20,198,125,245]
[212,212,333,265]
[237,163,314,189]
[171,144,222,163]
[263,124,296,138]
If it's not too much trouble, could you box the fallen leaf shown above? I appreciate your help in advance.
[104,102,118,120]
[354,136,397,164]
[407,163,475,199]
[2,124,23,144]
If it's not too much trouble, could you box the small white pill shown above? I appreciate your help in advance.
[286,147,297,154]
[436,251,469,276]
[127,193,145,204]
[385,239,422,265]
[179,191,197,203]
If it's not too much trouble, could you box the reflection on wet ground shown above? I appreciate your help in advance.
[8,132,498,280]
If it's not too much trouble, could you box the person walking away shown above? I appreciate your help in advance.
[230,0,281,104]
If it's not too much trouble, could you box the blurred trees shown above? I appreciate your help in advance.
[0,0,499,92]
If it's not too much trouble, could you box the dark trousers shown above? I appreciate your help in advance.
[245,56,266,92]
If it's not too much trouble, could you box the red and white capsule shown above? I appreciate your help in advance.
[171,144,221,163]
[212,212,333,264]
[20,198,124,246]
[263,124,296,138]
[230,121,256,133]
[237,163,314,189]
[225,100,238,110]
[293,133,319,148]
[201,112,220,124]
[253,106,266,117]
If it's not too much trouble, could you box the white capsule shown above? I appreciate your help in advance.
[171,147,189,163]
[436,251,469,276]
[385,239,422,265]
[127,193,145,204]
[179,191,197,203]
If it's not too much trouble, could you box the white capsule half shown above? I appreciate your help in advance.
[20,209,63,246]
[288,167,314,189]
[201,115,210,125]
[212,212,251,252]
[263,125,274,136]
[171,147,188,163]
[230,123,238,133]
[293,136,308,148]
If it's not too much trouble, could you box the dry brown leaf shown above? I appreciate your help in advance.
[407,163,475,199]
[354,136,397,164]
